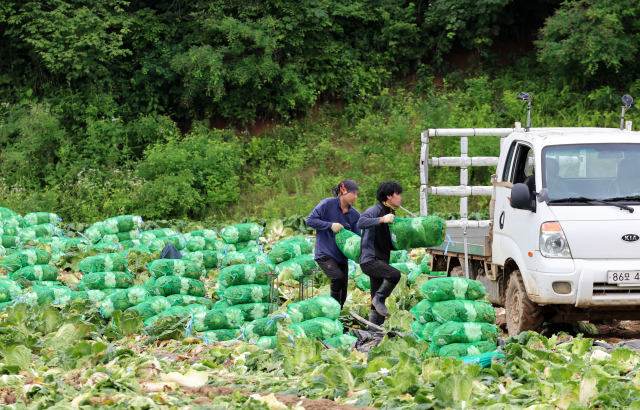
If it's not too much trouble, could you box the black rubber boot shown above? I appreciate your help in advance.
[372,279,395,317]
[369,309,385,327]
[330,290,342,306]
[340,286,347,307]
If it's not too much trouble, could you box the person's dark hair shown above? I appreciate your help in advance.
[376,181,403,203]
[332,180,359,197]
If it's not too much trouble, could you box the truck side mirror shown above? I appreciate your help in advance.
[510,183,536,212]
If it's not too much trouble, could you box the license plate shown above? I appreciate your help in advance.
[608,271,640,284]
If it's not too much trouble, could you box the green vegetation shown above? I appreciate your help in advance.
[2,0,640,223]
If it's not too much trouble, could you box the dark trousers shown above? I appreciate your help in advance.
[316,255,348,305]
[360,259,401,307]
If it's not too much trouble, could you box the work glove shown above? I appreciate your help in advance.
[382,214,395,224]
[331,223,344,233]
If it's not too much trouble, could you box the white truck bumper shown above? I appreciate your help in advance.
[527,259,640,307]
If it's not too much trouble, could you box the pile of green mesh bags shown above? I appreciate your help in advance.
[389,216,446,250]
[82,215,144,254]
[215,263,273,324]
[268,237,313,264]
[411,277,498,359]
[286,296,346,343]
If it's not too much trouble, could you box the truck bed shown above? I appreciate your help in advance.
[428,226,491,257]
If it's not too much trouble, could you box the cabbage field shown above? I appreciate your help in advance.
[1,208,640,409]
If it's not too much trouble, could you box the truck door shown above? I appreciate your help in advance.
[493,142,537,270]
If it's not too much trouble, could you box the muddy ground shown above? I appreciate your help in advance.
[494,307,640,344]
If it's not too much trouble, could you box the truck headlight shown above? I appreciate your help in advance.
[540,222,572,258]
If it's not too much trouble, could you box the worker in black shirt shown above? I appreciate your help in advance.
[356,181,403,326]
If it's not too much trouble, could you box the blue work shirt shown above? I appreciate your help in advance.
[306,197,361,263]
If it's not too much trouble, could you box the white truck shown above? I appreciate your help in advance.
[420,96,640,335]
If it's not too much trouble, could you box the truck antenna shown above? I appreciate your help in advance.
[518,92,532,132]
[620,94,634,130]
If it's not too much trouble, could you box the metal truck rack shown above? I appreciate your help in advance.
[419,124,522,278]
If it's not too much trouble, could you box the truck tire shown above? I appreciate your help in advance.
[450,266,464,278]
[505,270,544,335]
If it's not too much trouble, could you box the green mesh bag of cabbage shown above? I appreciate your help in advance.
[410,299,435,323]
[140,228,176,244]
[103,230,141,243]
[0,283,22,303]
[40,237,90,254]
[103,215,144,234]
[69,290,107,304]
[431,322,498,347]
[389,216,446,250]
[78,254,128,274]
[25,287,72,306]
[85,241,121,253]
[335,229,361,261]
[213,300,231,309]
[276,254,319,280]
[144,304,209,326]
[348,262,371,291]
[420,277,486,302]
[118,240,142,251]
[0,235,19,248]
[244,316,282,341]
[218,264,272,288]
[183,250,224,270]
[149,235,186,253]
[147,259,203,280]
[223,284,273,305]
[289,317,343,340]
[32,281,63,288]
[24,212,61,227]
[437,341,497,359]
[77,272,134,291]
[184,229,217,241]
[84,222,107,244]
[222,251,268,267]
[127,296,171,320]
[166,294,213,309]
[153,276,205,297]
[200,329,240,342]
[0,207,17,219]
[431,300,496,324]
[391,262,417,275]
[389,250,408,264]
[100,286,150,319]
[0,225,19,236]
[268,240,313,264]
[256,336,278,349]
[287,295,341,323]
[19,224,65,241]
[323,334,357,350]
[193,307,244,331]
[231,302,270,321]
[411,321,426,340]
[10,265,58,282]
[186,237,232,253]
[418,322,443,343]
[220,223,261,244]
[408,257,430,284]
[1,249,51,272]
[1,215,26,228]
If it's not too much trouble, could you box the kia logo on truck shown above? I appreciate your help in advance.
[622,234,639,242]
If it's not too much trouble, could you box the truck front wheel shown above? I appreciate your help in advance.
[505,270,544,335]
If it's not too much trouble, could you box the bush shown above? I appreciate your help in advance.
[137,124,244,219]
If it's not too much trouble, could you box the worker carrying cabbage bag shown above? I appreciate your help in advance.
[306,180,361,308]
[356,181,404,327]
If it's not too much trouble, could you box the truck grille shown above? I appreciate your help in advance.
[593,283,640,295]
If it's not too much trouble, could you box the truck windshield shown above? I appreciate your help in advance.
[543,143,640,202]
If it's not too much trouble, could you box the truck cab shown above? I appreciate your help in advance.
[420,125,640,335]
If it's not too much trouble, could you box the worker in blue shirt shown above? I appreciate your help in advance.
[306,180,361,307]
